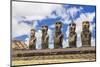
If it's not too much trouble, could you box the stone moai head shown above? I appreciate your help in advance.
[82,21,90,31]
[41,25,48,34]
[30,29,35,37]
[55,22,62,33]
[69,23,76,33]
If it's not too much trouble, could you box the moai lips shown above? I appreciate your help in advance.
[54,22,63,49]
[68,23,77,48]
[81,21,91,47]
[29,29,36,50]
[41,25,49,49]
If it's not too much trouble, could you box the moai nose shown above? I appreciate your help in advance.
[56,26,58,29]
[70,27,73,30]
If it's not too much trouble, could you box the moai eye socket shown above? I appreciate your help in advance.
[69,23,76,26]
[42,26,44,28]
[45,26,47,27]
[45,26,48,29]
[72,24,74,26]
[69,23,71,26]
[55,22,57,24]
[58,22,61,24]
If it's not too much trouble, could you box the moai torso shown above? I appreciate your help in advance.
[81,31,91,47]
[68,32,77,47]
[81,21,91,47]
[68,23,77,48]
[41,25,49,49]
[29,29,36,50]
[54,32,63,48]
[54,22,63,49]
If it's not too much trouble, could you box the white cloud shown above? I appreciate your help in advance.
[12,17,31,38]
[54,7,84,25]
[12,1,62,20]
[60,7,83,25]
[91,37,95,46]
[25,37,29,47]
[12,17,39,38]
[62,39,69,48]
[86,12,95,22]
[67,7,83,17]
[49,24,55,28]
[32,20,39,29]
[35,30,42,49]
[48,29,54,49]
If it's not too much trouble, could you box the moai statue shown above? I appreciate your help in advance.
[81,21,91,47]
[29,29,36,50]
[54,22,63,49]
[41,25,49,49]
[68,23,77,48]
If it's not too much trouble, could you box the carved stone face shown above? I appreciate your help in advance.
[69,23,76,33]
[30,29,35,37]
[55,22,62,32]
[82,21,90,31]
[42,25,48,33]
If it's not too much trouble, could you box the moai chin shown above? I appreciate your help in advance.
[41,25,49,49]
[54,22,63,49]
[29,29,36,50]
[68,23,77,48]
[81,21,91,47]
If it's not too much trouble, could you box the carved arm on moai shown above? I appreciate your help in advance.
[68,23,77,48]
[54,22,63,49]
[41,25,49,49]
[81,21,91,47]
[29,29,36,50]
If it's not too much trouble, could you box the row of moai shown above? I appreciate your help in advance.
[29,21,91,50]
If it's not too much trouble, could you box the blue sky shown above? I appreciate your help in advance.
[12,2,96,49]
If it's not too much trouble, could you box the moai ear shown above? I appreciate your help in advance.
[69,23,71,26]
